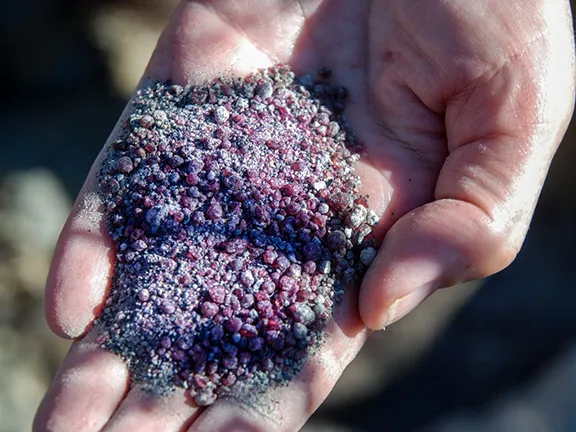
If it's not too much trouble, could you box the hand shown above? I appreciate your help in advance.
[34,1,575,431]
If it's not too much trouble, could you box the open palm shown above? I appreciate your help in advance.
[35,1,574,431]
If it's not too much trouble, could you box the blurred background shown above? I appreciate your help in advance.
[1,1,575,431]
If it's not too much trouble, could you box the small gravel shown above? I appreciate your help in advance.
[95,64,379,405]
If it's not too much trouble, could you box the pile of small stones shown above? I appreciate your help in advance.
[95,64,379,406]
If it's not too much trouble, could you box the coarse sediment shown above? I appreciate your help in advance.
[95,64,379,406]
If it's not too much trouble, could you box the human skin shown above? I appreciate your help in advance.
[34,1,575,431]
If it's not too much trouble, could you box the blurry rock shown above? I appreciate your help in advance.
[0,169,71,297]
[0,169,70,252]
[0,169,71,432]
[90,2,177,96]
[0,328,48,432]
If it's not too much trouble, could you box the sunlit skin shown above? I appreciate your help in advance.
[34,1,574,431]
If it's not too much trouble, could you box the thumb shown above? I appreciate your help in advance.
[360,3,575,330]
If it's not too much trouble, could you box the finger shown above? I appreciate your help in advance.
[33,332,129,432]
[360,199,502,330]
[360,1,575,330]
[188,287,369,432]
[102,387,201,432]
[45,152,115,339]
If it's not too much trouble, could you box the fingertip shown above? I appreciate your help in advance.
[34,333,129,432]
[359,247,441,330]
[358,202,477,330]
[45,191,114,339]
[360,280,438,330]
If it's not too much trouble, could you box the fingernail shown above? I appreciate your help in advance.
[381,283,437,328]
